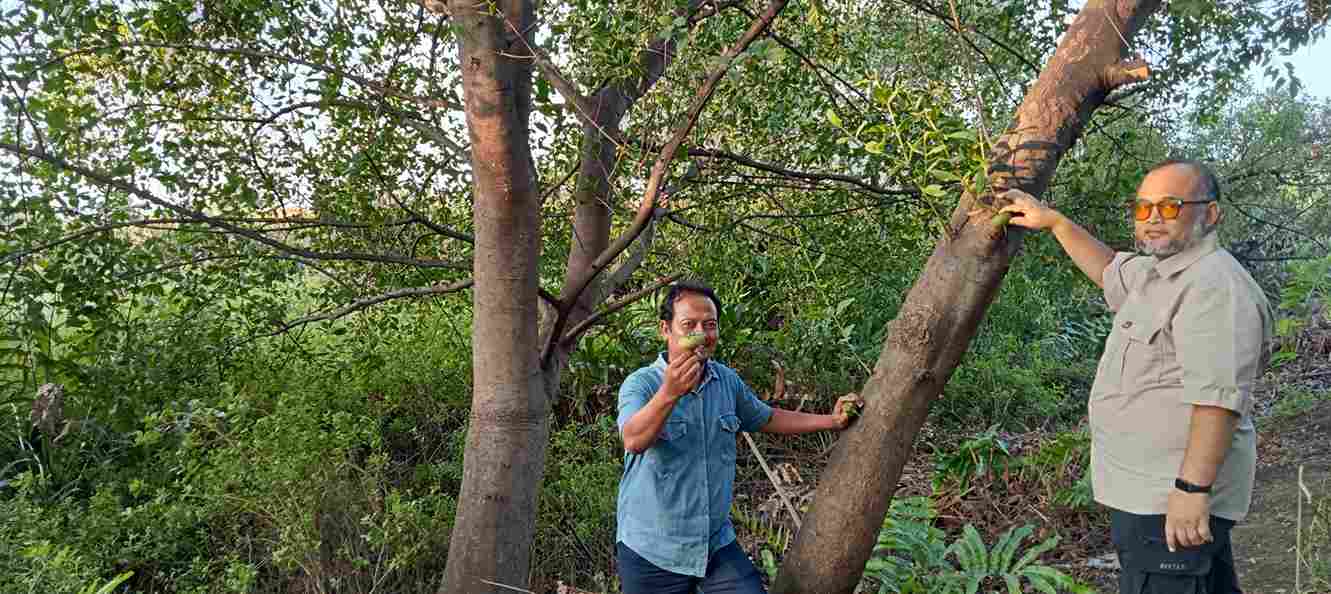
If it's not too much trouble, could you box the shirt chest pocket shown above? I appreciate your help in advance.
[651,421,690,478]
[1117,311,1172,389]
[717,414,740,463]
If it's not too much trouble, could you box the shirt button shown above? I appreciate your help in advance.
[1121,321,1133,329]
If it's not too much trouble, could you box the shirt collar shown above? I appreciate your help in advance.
[1153,232,1219,278]
[653,352,718,387]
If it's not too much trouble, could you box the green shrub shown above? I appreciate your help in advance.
[863,497,1091,594]
[533,415,624,588]
[932,425,1013,494]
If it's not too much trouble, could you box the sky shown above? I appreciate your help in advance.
[1262,34,1331,99]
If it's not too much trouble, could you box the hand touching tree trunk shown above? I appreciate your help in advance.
[773,2,1161,592]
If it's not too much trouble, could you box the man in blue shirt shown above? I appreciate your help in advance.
[616,281,863,594]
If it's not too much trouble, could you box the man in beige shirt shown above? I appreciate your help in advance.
[999,159,1272,594]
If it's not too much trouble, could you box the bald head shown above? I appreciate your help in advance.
[1145,159,1220,203]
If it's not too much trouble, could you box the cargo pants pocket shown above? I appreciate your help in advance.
[1121,537,1213,594]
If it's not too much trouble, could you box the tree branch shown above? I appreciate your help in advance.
[898,0,1043,76]
[118,253,356,291]
[530,52,623,147]
[600,215,656,299]
[0,215,428,267]
[687,147,920,198]
[265,277,473,336]
[1225,199,1330,252]
[559,273,682,345]
[1101,58,1151,90]
[35,42,454,111]
[1,142,467,270]
[541,0,792,366]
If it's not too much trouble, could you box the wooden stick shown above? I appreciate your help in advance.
[742,431,802,531]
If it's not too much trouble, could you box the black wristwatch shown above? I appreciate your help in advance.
[1174,478,1213,494]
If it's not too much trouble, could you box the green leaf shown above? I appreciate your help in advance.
[971,167,990,195]
[947,130,978,142]
[1020,565,1074,594]
[922,184,947,198]
[825,108,843,128]
[80,571,135,594]
[1011,535,1060,572]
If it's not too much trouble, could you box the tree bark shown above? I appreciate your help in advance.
[443,0,787,589]
[441,1,545,593]
[541,19,686,383]
[773,2,1160,592]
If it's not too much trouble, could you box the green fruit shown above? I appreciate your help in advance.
[990,212,1013,230]
[844,402,860,418]
[680,333,705,349]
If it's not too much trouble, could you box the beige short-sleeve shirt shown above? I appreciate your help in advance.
[1090,233,1272,521]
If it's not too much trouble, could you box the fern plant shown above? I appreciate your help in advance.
[863,497,1092,594]
[864,497,950,593]
[946,524,1090,594]
[1272,254,1331,367]
[79,572,133,594]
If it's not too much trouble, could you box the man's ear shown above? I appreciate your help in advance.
[1208,202,1222,226]
[659,320,671,341]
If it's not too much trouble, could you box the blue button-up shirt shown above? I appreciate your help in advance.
[615,353,773,577]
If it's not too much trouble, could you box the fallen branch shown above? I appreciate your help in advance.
[743,432,803,530]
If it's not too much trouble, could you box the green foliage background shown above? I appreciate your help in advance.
[2,0,1329,592]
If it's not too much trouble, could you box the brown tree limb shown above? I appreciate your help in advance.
[598,215,656,302]
[726,2,873,113]
[742,432,803,530]
[540,0,792,367]
[1225,200,1330,252]
[773,2,1164,591]
[0,214,434,267]
[544,0,701,363]
[898,0,1043,76]
[1101,58,1151,89]
[559,273,682,345]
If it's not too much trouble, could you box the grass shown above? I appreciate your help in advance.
[1271,386,1331,420]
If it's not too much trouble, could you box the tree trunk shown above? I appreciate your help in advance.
[441,1,545,593]
[773,2,1160,592]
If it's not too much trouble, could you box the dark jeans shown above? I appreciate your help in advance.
[1111,509,1243,594]
[617,541,766,594]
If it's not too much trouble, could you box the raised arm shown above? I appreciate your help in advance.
[998,189,1115,289]
[620,351,702,454]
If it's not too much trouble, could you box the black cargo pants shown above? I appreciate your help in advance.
[1111,509,1242,594]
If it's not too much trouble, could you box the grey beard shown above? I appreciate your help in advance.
[1136,236,1190,257]
[1137,219,1214,258]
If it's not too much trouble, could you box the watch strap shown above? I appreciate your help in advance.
[1174,478,1212,494]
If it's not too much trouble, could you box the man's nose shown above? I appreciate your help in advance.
[1146,205,1165,223]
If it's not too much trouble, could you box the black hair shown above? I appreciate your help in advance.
[1149,158,1221,202]
[658,280,722,322]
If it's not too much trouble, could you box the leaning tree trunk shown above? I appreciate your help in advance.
[441,1,546,593]
[773,1,1160,592]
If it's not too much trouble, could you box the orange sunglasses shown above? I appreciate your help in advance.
[1127,197,1215,221]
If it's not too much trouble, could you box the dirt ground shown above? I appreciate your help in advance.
[1061,381,1331,594]
[732,373,1331,594]
[1232,397,1331,594]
